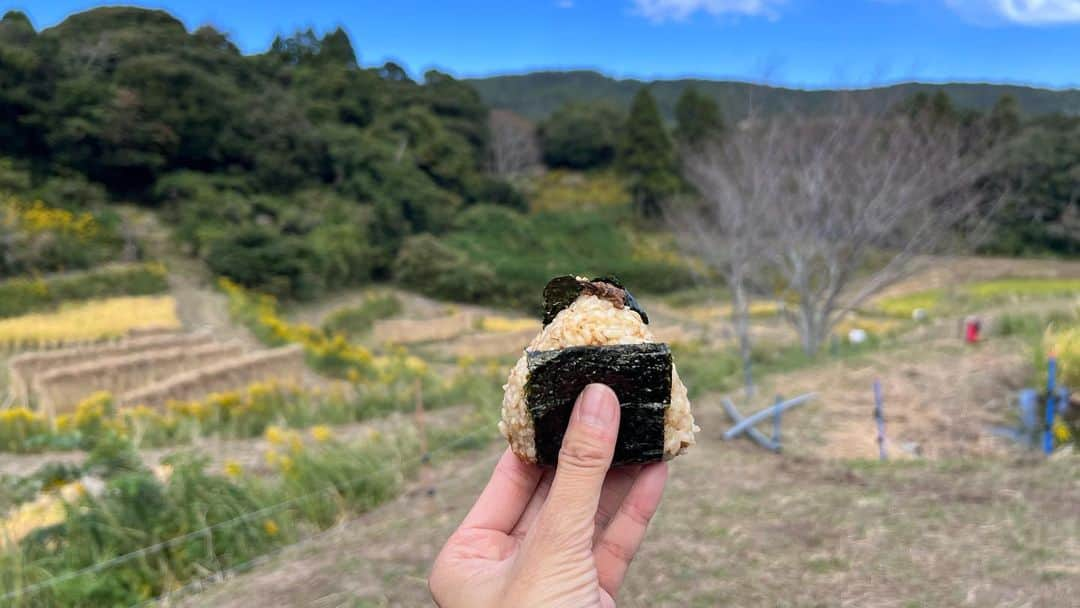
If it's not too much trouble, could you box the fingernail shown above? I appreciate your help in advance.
[578,384,616,428]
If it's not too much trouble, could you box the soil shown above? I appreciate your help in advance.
[170,334,1079,608]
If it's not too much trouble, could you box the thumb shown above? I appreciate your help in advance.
[538,383,620,539]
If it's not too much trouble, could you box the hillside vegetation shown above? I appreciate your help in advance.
[0,7,516,300]
[467,70,1080,122]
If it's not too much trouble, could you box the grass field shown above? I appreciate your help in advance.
[179,417,1080,608]
[1,256,1079,607]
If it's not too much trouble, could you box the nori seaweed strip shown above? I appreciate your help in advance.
[542,276,585,325]
[541,275,649,326]
[525,343,671,466]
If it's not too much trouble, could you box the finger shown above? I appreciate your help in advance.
[595,462,668,595]
[510,468,554,539]
[536,384,620,539]
[516,465,639,542]
[460,448,543,533]
[593,465,642,541]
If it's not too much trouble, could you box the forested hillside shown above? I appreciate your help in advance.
[467,70,1080,122]
[0,7,519,298]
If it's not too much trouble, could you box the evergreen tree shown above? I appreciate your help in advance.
[539,101,623,169]
[674,87,724,146]
[988,94,1022,138]
[618,87,679,217]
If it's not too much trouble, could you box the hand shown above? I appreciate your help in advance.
[429,384,669,608]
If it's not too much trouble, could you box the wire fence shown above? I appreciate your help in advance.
[1,423,498,605]
[142,442,499,607]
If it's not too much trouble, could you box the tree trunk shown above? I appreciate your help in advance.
[731,280,754,399]
[798,304,825,356]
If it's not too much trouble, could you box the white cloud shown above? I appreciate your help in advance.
[946,0,1080,24]
[631,0,787,22]
[557,0,574,8]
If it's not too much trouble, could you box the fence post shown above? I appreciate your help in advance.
[1018,388,1039,448]
[414,378,434,496]
[771,394,782,451]
[873,379,887,461]
[1044,356,1057,456]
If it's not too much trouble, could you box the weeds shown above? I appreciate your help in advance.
[1,404,496,607]
[874,277,1080,318]
[322,293,403,339]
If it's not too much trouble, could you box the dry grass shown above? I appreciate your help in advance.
[173,330,1079,608]
[33,341,244,416]
[0,296,180,350]
[6,332,213,404]
[767,337,1030,460]
[438,328,537,359]
[118,345,304,409]
[178,437,1079,608]
[372,312,476,345]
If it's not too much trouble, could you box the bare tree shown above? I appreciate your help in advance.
[671,107,1002,356]
[488,109,540,178]
[665,137,777,397]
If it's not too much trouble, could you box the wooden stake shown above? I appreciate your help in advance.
[873,379,887,461]
[414,378,434,497]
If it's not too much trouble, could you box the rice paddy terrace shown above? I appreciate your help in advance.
[1,257,1079,607]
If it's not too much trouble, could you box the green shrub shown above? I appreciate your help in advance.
[396,205,696,310]
[0,196,123,278]
[393,233,499,303]
[174,187,381,300]
[539,101,624,169]
[33,174,109,210]
[322,293,403,338]
[0,262,169,318]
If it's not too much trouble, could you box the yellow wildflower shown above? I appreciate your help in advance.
[265,425,286,445]
[263,519,279,537]
[224,460,243,479]
[404,356,429,376]
[310,425,333,443]
[1053,420,1072,444]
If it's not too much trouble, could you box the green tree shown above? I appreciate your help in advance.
[674,87,724,146]
[539,101,623,169]
[982,114,1080,255]
[988,94,1022,138]
[618,87,679,217]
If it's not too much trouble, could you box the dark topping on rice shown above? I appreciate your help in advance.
[580,281,627,310]
[542,275,650,326]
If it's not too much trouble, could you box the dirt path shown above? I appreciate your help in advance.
[0,405,471,478]
[122,207,259,348]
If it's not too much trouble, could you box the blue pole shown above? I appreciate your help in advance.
[1044,356,1057,455]
[1018,388,1039,448]
[722,393,816,440]
[772,394,782,450]
[874,380,887,461]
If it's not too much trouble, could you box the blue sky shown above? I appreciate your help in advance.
[14,1,1080,88]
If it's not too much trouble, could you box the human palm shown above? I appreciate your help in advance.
[430,384,668,608]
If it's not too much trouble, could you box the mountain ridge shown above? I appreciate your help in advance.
[466,70,1080,121]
